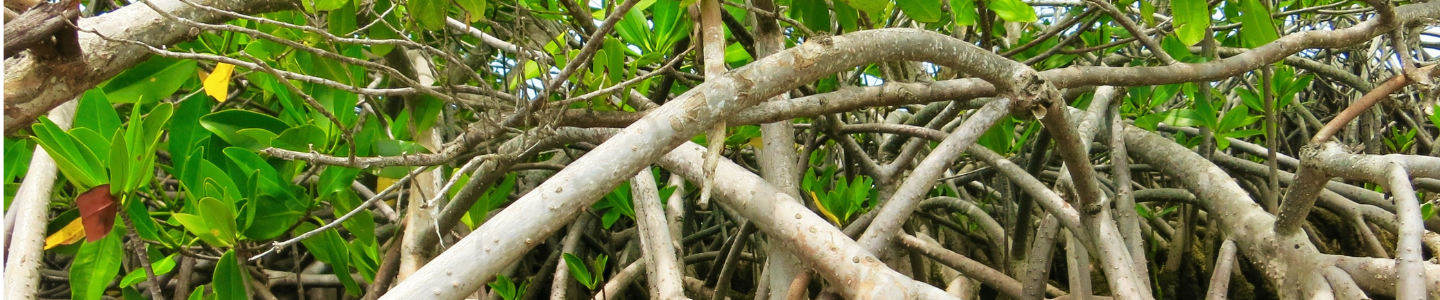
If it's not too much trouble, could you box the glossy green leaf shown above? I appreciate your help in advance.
[1171,0,1211,46]
[169,96,214,174]
[952,0,979,26]
[273,124,331,152]
[100,56,197,103]
[1237,0,1279,48]
[70,221,123,300]
[200,109,290,150]
[120,254,178,287]
[175,197,238,247]
[373,139,430,178]
[410,0,445,31]
[896,0,942,23]
[296,222,362,295]
[108,132,132,193]
[793,0,832,31]
[458,0,488,22]
[301,0,346,12]
[839,0,888,14]
[562,253,595,289]
[214,250,250,300]
[74,90,122,140]
[833,0,859,32]
[31,117,106,188]
[5,138,34,184]
[187,286,206,300]
[328,1,358,35]
[987,0,1038,22]
[125,199,170,244]
[1423,202,1435,220]
[489,274,526,300]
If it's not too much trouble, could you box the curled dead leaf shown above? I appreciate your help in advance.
[77,184,117,242]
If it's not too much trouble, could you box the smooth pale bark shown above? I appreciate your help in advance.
[1303,143,1440,300]
[1041,87,1150,300]
[898,233,1025,299]
[631,171,687,300]
[3,0,289,135]
[917,197,1006,248]
[1322,266,1366,300]
[1110,102,1148,287]
[397,50,444,281]
[381,28,1033,300]
[3,101,76,300]
[657,142,959,299]
[855,98,1014,261]
[1204,240,1237,300]
[1066,230,1093,300]
[1123,125,1333,299]
[1326,255,1440,297]
[1022,214,1063,300]
[749,0,805,296]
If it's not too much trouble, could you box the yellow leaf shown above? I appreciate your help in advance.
[377,177,400,208]
[747,137,765,150]
[809,191,842,226]
[204,63,235,102]
[376,177,397,194]
[44,219,86,250]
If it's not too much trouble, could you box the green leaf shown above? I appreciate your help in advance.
[70,221,123,300]
[328,0,358,35]
[273,124,331,151]
[224,147,280,188]
[368,0,402,55]
[1423,202,1435,220]
[952,0,979,26]
[563,253,595,289]
[120,254,178,287]
[795,0,832,32]
[100,56,197,103]
[986,0,1038,22]
[187,286,206,300]
[128,103,173,191]
[459,0,489,22]
[175,197,238,247]
[616,7,652,51]
[413,95,445,134]
[70,128,111,167]
[214,250,251,300]
[296,222,362,295]
[169,95,214,174]
[1171,0,1211,46]
[31,117,106,188]
[1237,0,1279,48]
[200,109,290,150]
[1218,105,1259,132]
[896,0,942,23]
[592,254,608,282]
[373,139,430,178]
[5,138,34,183]
[125,199,170,244]
[467,173,517,228]
[301,0,345,12]
[109,132,132,193]
[1134,109,1207,130]
[410,0,445,31]
[489,275,525,300]
[833,0,859,32]
[245,195,307,240]
[74,89,123,140]
[839,0,888,14]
